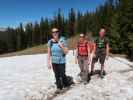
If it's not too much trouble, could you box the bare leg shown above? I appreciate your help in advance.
[83,58,89,81]
[101,64,104,72]
[90,62,95,75]
[78,57,84,76]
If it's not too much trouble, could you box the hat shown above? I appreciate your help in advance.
[80,33,85,37]
[51,28,59,33]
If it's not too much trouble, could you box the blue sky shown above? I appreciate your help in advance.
[0,0,106,28]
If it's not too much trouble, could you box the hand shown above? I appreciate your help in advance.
[58,42,64,48]
[88,57,91,65]
[106,55,109,60]
[75,59,78,64]
[48,65,51,69]
[92,53,96,58]
[48,60,52,69]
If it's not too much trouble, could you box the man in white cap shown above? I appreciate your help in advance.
[75,33,91,83]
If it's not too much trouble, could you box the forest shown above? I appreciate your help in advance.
[0,0,133,60]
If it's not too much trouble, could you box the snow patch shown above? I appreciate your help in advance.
[0,51,133,100]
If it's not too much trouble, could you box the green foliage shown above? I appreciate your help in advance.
[0,0,133,60]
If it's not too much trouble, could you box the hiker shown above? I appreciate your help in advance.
[47,28,73,93]
[91,27,109,78]
[75,33,91,83]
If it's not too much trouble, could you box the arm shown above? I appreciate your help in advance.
[87,42,91,64]
[87,42,91,58]
[47,40,52,69]
[62,47,69,54]
[59,44,68,54]
[92,43,96,57]
[106,43,109,56]
[48,47,51,63]
[105,37,109,59]
[75,47,78,64]
[47,47,52,69]
[59,40,69,54]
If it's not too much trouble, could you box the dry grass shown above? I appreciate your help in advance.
[0,36,79,58]
[0,45,47,58]
[0,36,125,58]
[68,35,79,49]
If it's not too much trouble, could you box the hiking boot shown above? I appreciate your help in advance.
[103,70,106,76]
[78,72,83,77]
[87,73,91,83]
[100,70,104,79]
[55,89,63,94]
[90,71,94,76]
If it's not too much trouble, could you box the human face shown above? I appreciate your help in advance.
[79,35,85,41]
[99,29,105,38]
[52,31,59,40]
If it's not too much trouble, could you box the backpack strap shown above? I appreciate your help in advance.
[49,39,66,57]
[49,39,58,56]
[49,40,53,56]
[49,40,53,49]
[49,39,58,48]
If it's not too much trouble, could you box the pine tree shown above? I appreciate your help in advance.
[33,21,41,45]
[68,8,76,36]
[40,17,50,43]
[25,23,33,47]
[119,0,133,59]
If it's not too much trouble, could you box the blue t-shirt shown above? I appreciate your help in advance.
[48,37,67,64]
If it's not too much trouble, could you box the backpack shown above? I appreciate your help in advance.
[65,76,74,87]
[55,75,74,88]
[77,41,88,56]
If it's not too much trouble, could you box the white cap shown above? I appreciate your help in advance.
[80,33,85,37]
[52,28,59,32]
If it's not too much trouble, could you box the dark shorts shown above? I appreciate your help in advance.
[92,48,106,65]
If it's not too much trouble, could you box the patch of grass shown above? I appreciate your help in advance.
[0,36,80,58]
[0,44,47,58]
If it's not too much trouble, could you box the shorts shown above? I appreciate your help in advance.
[92,48,106,65]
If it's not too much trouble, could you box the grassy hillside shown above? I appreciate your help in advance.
[0,36,79,58]
[0,35,127,58]
[0,45,47,57]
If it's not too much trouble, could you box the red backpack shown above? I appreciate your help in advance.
[77,41,88,56]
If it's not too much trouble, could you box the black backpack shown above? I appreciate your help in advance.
[55,76,74,88]
[65,76,74,87]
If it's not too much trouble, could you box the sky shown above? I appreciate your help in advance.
[0,0,106,28]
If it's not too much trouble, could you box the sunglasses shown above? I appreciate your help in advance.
[80,36,85,38]
[52,33,59,37]
[52,31,59,33]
